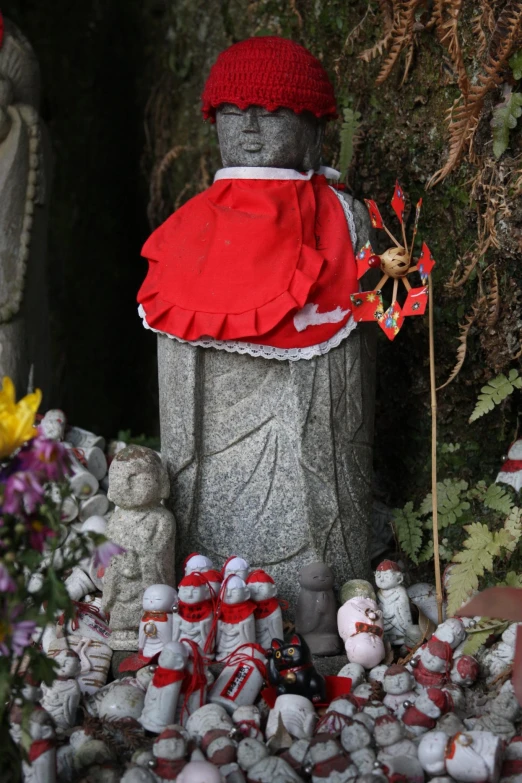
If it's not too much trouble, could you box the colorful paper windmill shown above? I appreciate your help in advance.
[350,181,436,341]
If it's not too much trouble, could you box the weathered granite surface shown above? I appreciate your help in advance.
[0,18,51,399]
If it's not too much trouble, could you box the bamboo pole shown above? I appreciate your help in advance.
[428,273,443,624]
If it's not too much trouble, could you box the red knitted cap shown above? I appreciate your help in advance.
[376,559,401,572]
[178,573,207,588]
[201,36,337,122]
[246,569,275,584]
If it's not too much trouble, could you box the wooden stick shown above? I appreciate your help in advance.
[428,274,443,624]
[383,225,401,248]
[376,273,389,291]
[401,221,409,257]
[392,278,399,304]
[402,277,411,291]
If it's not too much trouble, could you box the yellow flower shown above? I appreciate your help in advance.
[0,377,42,459]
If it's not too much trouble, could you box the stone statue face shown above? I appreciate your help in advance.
[216,104,324,170]
[247,580,275,601]
[108,459,165,509]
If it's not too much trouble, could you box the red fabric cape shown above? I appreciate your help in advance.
[177,600,213,622]
[152,666,185,688]
[254,596,280,619]
[138,173,357,349]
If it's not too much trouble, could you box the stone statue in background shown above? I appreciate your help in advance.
[138,36,376,607]
[102,445,176,650]
[0,14,51,398]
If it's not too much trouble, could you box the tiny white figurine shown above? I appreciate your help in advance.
[304,735,357,783]
[401,687,452,736]
[266,694,316,740]
[339,718,375,774]
[418,730,503,782]
[232,705,263,741]
[64,514,108,600]
[173,573,214,654]
[184,553,223,599]
[40,409,67,441]
[501,735,522,782]
[315,696,358,736]
[244,755,302,783]
[496,439,522,492]
[412,635,452,688]
[222,556,250,583]
[175,639,211,723]
[22,708,57,783]
[40,649,81,733]
[336,662,365,689]
[375,559,414,646]
[382,664,416,714]
[185,703,233,747]
[151,725,188,782]
[433,617,466,650]
[98,682,146,721]
[139,642,188,733]
[215,576,256,662]
[176,760,225,783]
[474,685,520,741]
[139,584,178,660]
[450,654,479,687]
[245,569,283,650]
[236,738,269,772]
[374,714,417,762]
[337,596,385,668]
[482,623,518,683]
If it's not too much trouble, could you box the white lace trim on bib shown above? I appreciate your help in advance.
[139,305,358,361]
[140,168,359,361]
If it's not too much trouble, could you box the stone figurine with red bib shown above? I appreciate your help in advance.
[138,36,375,608]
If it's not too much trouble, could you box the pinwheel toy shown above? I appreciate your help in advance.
[350,181,435,341]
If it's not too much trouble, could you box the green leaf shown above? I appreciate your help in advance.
[510,50,522,80]
[504,508,522,553]
[462,618,508,655]
[503,570,522,588]
[491,89,522,159]
[339,107,362,181]
[420,479,470,528]
[484,483,514,515]
[447,522,500,614]
[418,541,434,563]
[392,502,423,563]
[469,370,522,422]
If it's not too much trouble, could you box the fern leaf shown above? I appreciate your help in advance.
[472,0,495,60]
[448,522,500,614]
[469,370,522,422]
[420,478,470,528]
[339,108,362,182]
[467,480,488,502]
[504,569,522,587]
[462,618,508,655]
[437,307,478,390]
[428,93,482,187]
[504,508,522,553]
[484,483,514,515]
[510,49,522,80]
[418,540,434,563]
[491,88,522,159]
[435,0,469,97]
[392,502,423,563]
[486,266,500,326]
[375,0,421,85]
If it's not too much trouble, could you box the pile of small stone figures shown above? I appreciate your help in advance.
[14,414,522,783]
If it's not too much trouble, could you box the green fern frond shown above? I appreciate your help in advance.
[447,522,500,614]
[469,370,522,423]
[462,619,508,656]
[420,478,470,528]
[339,107,362,181]
[503,570,522,588]
[392,502,423,563]
[510,50,522,80]
[504,508,522,553]
[484,483,515,515]
[491,88,522,159]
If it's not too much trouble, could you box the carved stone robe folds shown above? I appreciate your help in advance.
[140,168,376,607]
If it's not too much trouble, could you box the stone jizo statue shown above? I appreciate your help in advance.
[138,36,375,607]
[102,445,176,650]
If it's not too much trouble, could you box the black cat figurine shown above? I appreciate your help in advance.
[267,633,327,703]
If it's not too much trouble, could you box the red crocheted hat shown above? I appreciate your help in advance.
[201,36,337,122]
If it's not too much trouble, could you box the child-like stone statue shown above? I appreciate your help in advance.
[138,36,375,609]
[102,445,176,650]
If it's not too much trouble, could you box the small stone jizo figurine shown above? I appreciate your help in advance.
[139,583,178,660]
[375,560,413,646]
[40,649,81,733]
[295,561,343,656]
[139,642,187,734]
[172,573,214,654]
[102,445,176,650]
[245,569,283,650]
[215,575,256,661]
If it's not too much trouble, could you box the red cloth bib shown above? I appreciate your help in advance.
[138,174,357,349]
[219,599,257,623]
[253,597,280,619]
[152,666,185,688]
[177,600,213,622]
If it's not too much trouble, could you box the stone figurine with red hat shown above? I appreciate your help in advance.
[139,35,375,609]
[172,573,215,655]
[215,576,257,661]
[246,568,284,650]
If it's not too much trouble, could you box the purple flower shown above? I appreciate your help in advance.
[19,437,71,482]
[93,539,126,568]
[0,564,16,593]
[11,619,37,656]
[2,471,45,516]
